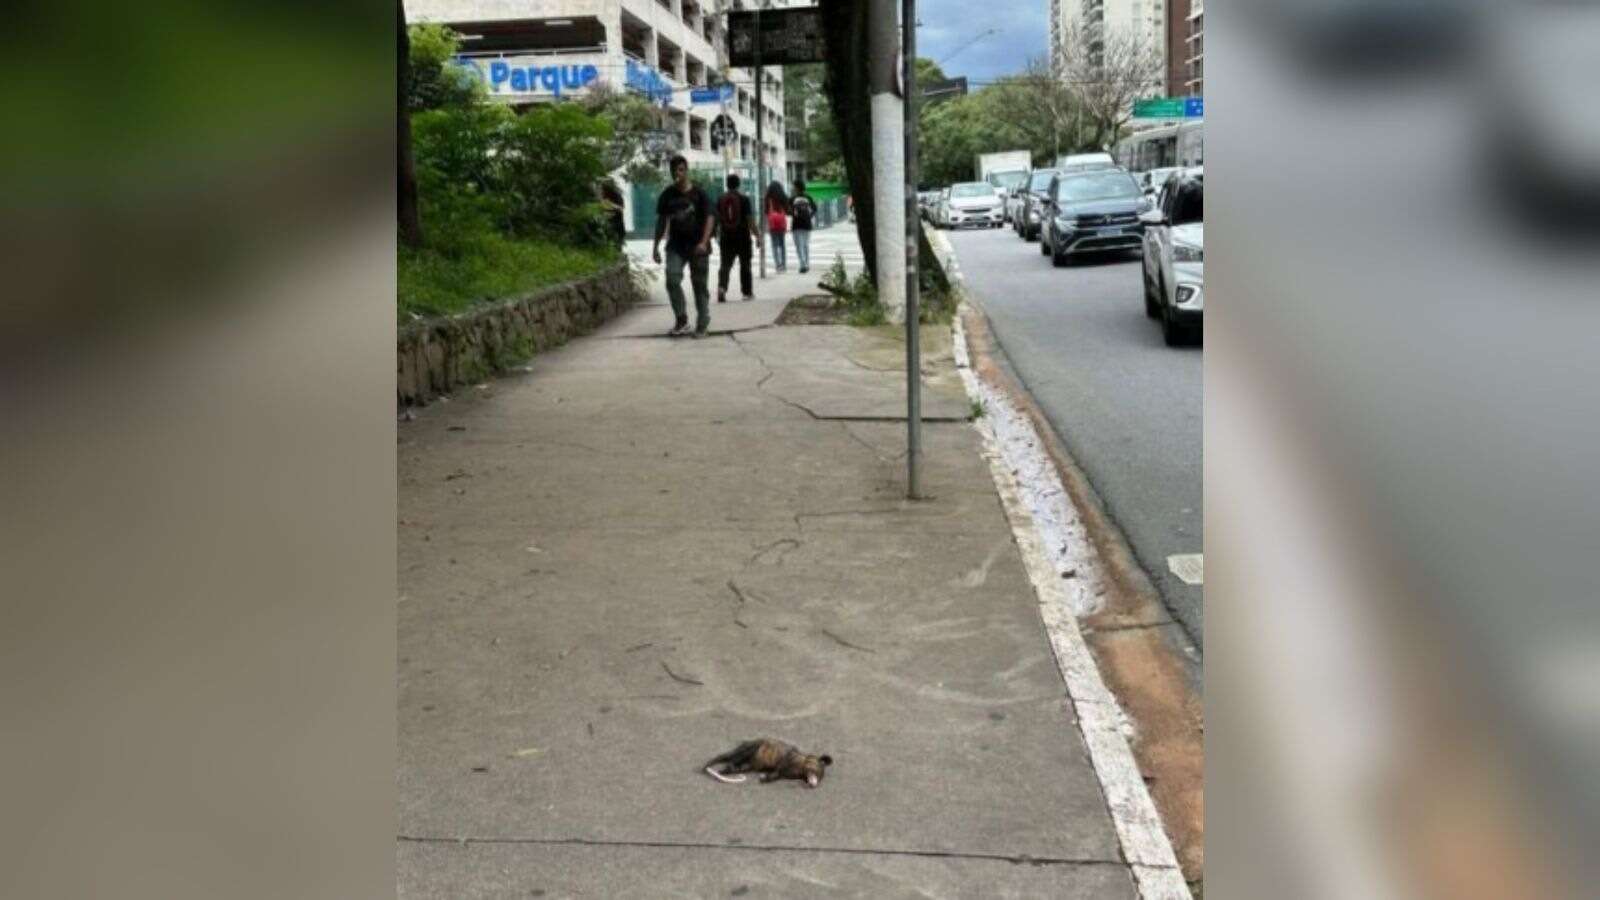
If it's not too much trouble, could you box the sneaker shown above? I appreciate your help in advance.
[691,329,708,339]
[668,322,689,337]
[717,292,727,304]
[742,294,755,302]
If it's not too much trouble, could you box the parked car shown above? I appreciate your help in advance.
[1141,169,1204,346]
[942,182,1005,229]
[1041,168,1147,265]
[928,185,947,225]
[1013,168,1059,241]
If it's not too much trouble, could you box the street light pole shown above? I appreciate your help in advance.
[754,4,767,279]
[903,0,921,499]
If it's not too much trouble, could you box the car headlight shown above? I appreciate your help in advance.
[1173,243,1203,263]
[1175,284,1202,306]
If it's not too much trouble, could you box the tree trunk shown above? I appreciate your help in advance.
[820,0,947,297]
[398,1,424,250]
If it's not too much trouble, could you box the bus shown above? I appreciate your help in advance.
[1113,120,1204,173]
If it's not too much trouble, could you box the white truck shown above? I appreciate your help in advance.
[975,151,1032,221]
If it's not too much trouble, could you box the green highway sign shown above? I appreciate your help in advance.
[1133,97,1203,119]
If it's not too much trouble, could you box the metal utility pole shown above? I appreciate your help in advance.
[754,4,767,279]
[869,0,906,322]
[902,0,921,499]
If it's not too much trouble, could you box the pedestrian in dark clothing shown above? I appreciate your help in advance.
[598,178,626,250]
[764,181,789,272]
[789,179,816,274]
[715,174,757,302]
[652,155,715,337]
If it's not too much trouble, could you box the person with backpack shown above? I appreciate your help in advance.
[652,155,715,337]
[788,180,817,275]
[715,174,757,303]
[764,181,789,272]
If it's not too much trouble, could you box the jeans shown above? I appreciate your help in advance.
[665,248,710,331]
[769,232,787,270]
[792,229,811,271]
[717,235,753,298]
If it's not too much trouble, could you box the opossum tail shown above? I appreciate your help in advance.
[704,765,747,784]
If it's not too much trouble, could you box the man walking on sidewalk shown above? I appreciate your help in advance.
[789,179,817,275]
[715,174,757,303]
[652,155,715,337]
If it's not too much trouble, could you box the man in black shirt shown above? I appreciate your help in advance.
[789,179,817,274]
[652,155,715,337]
[714,174,757,303]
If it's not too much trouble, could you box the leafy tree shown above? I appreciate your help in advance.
[1055,19,1163,151]
[818,1,950,297]
[913,58,949,88]
[577,84,660,173]
[398,0,423,248]
[784,64,841,177]
[406,23,482,111]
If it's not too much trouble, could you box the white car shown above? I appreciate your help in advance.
[1141,170,1204,346]
[941,182,1006,229]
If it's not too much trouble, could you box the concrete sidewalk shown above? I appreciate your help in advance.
[397,250,1140,896]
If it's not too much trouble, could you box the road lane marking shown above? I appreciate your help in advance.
[1167,554,1203,586]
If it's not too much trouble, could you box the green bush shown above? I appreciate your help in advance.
[497,104,613,240]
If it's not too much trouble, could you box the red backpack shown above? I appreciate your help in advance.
[717,192,743,233]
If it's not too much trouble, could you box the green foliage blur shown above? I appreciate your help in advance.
[402,24,622,320]
[406,24,484,111]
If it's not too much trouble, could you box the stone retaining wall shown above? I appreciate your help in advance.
[398,263,642,407]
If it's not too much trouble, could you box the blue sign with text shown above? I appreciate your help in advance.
[626,59,675,107]
[457,57,599,98]
[690,84,735,105]
[1184,97,1204,118]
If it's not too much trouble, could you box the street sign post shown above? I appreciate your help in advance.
[1133,97,1204,119]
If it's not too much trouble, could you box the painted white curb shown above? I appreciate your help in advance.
[941,233,1191,899]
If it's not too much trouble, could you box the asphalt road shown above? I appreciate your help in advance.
[948,226,1204,648]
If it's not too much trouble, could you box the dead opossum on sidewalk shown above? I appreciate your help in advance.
[703,739,833,788]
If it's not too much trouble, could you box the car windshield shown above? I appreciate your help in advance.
[1054,172,1140,204]
[951,183,997,198]
[1029,171,1057,191]
[991,171,1028,191]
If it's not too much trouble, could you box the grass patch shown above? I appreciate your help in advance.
[399,231,619,321]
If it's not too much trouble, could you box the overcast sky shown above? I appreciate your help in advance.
[911,0,1048,86]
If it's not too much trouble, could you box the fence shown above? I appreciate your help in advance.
[629,166,850,237]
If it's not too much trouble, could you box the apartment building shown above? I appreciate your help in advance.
[1184,0,1203,96]
[405,1,789,199]
[1048,0,1167,96]
[1164,0,1189,98]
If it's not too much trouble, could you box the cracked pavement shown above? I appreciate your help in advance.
[397,261,1140,897]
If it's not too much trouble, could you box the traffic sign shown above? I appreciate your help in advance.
[1134,97,1203,119]
[710,114,738,150]
[691,84,735,105]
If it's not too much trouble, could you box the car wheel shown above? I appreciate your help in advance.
[1143,268,1159,318]
[1052,244,1069,268]
[1039,231,1050,255]
[1161,305,1192,347]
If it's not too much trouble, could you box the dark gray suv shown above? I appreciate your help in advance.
[1041,169,1147,267]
